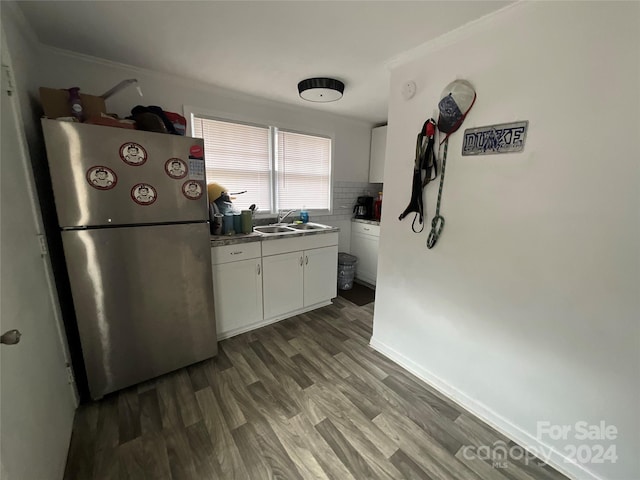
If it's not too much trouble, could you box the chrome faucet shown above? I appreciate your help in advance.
[277,209,297,224]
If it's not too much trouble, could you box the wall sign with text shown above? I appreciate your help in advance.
[462,121,528,156]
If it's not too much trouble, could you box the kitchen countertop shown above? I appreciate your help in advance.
[210,225,339,247]
[352,218,380,226]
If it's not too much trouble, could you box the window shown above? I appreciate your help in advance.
[192,116,331,214]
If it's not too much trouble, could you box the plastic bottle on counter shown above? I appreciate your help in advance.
[233,211,242,234]
[374,192,383,221]
[223,212,234,235]
[300,206,309,224]
[67,87,84,122]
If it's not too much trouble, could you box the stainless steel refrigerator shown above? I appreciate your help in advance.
[42,119,217,400]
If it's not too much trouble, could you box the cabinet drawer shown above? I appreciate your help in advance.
[352,222,380,237]
[211,242,261,265]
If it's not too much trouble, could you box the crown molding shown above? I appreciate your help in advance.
[39,45,374,127]
[385,0,532,71]
[1,0,40,46]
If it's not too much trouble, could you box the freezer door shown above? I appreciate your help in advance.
[42,119,207,228]
[62,223,217,399]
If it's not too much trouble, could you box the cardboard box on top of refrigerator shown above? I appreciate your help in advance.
[39,87,107,119]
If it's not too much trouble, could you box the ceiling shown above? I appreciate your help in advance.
[18,1,509,124]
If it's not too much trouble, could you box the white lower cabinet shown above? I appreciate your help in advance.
[212,232,338,338]
[350,222,380,285]
[303,246,338,307]
[262,251,304,319]
[212,257,263,338]
[263,245,339,319]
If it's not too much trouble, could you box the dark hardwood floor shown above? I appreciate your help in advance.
[64,297,568,480]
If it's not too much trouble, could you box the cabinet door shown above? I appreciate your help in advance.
[369,125,387,183]
[212,258,263,337]
[351,233,379,285]
[262,251,304,319]
[303,246,338,307]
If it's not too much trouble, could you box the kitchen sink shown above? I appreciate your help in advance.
[287,223,327,230]
[254,225,296,234]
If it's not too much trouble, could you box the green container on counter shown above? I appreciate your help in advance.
[241,210,253,234]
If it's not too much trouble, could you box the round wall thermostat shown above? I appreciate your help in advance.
[402,81,417,100]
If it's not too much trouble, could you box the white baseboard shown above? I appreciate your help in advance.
[217,300,332,341]
[369,337,604,480]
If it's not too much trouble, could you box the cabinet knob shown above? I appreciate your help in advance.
[305,255,309,265]
[230,251,243,255]
[257,263,261,275]
[300,256,303,266]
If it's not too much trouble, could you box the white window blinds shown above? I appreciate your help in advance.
[192,116,332,213]
[193,117,271,211]
[276,130,331,210]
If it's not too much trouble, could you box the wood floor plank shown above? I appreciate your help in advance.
[140,431,173,480]
[454,415,542,480]
[163,424,197,480]
[373,410,481,480]
[204,363,247,430]
[195,386,250,479]
[251,418,305,480]
[64,297,570,480]
[289,336,351,380]
[220,340,260,385]
[250,338,313,389]
[231,422,273,480]
[251,324,299,358]
[248,380,299,420]
[307,382,400,460]
[118,437,146,480]
[92,446,121,480]
[138,389,162,435]
[385,371,462,421]
[174,369,202,427]
[335,374,382,420]
[390,448,436,480]
[63,403,99,480]
[454,448,515,480]
[186,360,210,392]
[290,352,330,385]
[335,349,466,455]
[155,375,181,430]
[186,421,223,478]
[315,418,381,480]
[289,413,357,480]
[117,388,141,445]
[262,413,330,480]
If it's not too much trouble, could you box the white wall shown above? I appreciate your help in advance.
[36,46,374,247]
[373,3,639,480]
[1,2,77,478]
[37,47,373,184]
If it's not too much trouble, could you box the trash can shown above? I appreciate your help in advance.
[338,253,358,291]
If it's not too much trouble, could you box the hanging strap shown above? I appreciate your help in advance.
[399,119,437,233]
[427,138,448,249]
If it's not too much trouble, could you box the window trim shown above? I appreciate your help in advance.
[184,105,334,217]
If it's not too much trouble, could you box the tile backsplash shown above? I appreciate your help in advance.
[254,181,383,225]
[313,181,383,225]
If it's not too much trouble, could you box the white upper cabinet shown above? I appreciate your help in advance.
[369,125,387,183]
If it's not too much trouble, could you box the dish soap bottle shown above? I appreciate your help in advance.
[374,192,383,221]
[67,87,84,122]
[300,206,309,224]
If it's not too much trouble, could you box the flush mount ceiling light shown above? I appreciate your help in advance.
[297,77,344,103]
